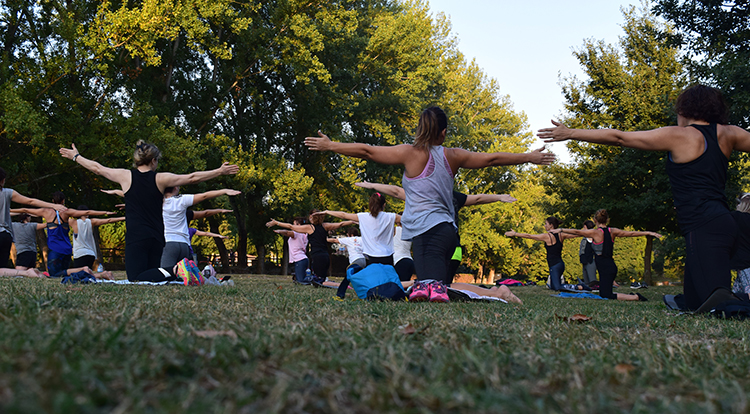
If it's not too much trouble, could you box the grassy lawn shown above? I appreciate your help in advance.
[1,274,748,413]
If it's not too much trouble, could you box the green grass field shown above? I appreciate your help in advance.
[1,274,748,413]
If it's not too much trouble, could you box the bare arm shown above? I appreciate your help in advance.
[100,189,124,197]
[190,209,233,220]
[274,229,295,238]
[10,193,66,212]
[317,210,359,222]
[448,146,556,171]
[266,219,314,234]
[327,237,339,243]
[155,162,240,193]
[90,217,126,226]
[192,189,241,205]
[355,182,406,200]
[323,220,357,231]
[305,131,414,165]
[504,230,551,242]
[60,144,131,188]
[538,120,688,152]
[554,227,603,242]
[464,194,517,206]
[10,207,49,216]
[609,228,662,239]
[195,230,228,239]
[64,209,116,219]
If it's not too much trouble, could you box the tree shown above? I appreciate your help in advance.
[654,0,750,127]
[550,4,685,284]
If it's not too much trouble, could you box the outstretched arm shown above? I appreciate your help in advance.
[266,219,313,234]
[610,228,662,239]
[464,194,517,206]
[355,182,405,200]
[190,209,233,221]
[155,163,240,193]
[323,220,357,231]
[10,207,48,216]
[10,193,66,212]
[305,131,413,166]
[60,144,131,188]
[273,229,295,238]
[316,210,359,222]
[538,120,684,152]
[504,230,550,242]
[90,217,126,226]
[65,209,116,219]
[194,230,228,239]
[192,189,241,205]
[100,189,124,197]
[448,146,556,171]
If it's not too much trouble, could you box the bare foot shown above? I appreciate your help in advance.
[493,285,523,305]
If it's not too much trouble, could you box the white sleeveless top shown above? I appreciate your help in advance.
[73,218,97,258]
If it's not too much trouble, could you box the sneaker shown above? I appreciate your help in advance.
[409,281,430,302]
[630,282,642,289]
[429,281,450,303]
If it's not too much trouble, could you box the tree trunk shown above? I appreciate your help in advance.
[476,264,484,284]
[256,244,266,274]
[280,237,289,276]
[487,268,496,285]
[643,235,653,285]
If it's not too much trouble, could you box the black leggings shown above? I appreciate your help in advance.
[135,268,178,283]
[595,255,618,300]
[126,238,165,281]
[365,254,394,267]
[310,252,330,279]
[411,222,458,285]
[0,231,12,268]
[683,213,737,310]
[395,258,415,282]
[72,255,95,269]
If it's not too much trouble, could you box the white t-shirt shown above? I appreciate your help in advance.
[337,236,364,265]
[393,226,412,263]
[357,212,396,257]
[163,194,195,244]
[73,218,97,258]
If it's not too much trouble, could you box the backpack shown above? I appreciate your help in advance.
[336,264,406,301]
[175,258,204,286]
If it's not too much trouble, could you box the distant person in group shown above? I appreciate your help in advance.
[504,217,577,291]
[273,216,312,284]
[328,226,366,271]
[69,205,125,279]
[11,213,46,271]
[315,193,400,266]
[355,181,516,282]
[0,167,66,273]
[266,211,355,282]
[160,186,240,269]
[306,106,554,303]
[552,209,661,301]
[59,141,239,280]
[579,220,598,285]
[539,84,750,310]
[12,192,115,278]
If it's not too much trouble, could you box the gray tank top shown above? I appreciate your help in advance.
[400,145,455,240]
[11,222,37,253]
[73,218,97,259]
[0,188,13,238]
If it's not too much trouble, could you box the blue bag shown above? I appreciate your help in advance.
[337,264,406,301]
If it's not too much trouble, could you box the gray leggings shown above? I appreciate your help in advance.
[160,242,191,269]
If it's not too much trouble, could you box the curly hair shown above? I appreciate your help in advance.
[675,85,729,124]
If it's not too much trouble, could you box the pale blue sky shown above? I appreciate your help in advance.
[427,0,638,162]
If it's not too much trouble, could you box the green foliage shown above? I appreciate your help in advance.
[654,0,750,127]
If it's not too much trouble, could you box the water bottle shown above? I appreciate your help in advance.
[96,263,104,272]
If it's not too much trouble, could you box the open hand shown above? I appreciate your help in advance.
[59,143,79,160]
[219,162,240,175]
[529,146,556,165]
[538,120,572,143]
[304,131,332,151]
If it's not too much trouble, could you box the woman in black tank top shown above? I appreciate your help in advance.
[539,85,750,310]
[267,209,356,281]
[505,217,578,291]
[555,209,660,301]
[60,140,239,280]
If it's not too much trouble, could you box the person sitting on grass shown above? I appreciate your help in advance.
[11,213,46,272]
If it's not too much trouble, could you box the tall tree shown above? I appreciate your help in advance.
[550,4,685,284]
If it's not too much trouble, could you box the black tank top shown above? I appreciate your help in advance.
[665,124,729,234]
[124,169,164,243]
[308,224,328,256]
[544,233,563,266]
[599,227,614,259]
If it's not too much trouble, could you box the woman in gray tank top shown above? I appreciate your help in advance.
[306,107,555,301]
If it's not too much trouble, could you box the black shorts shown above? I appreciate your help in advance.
[72,255,96,269]
[15,251,37,268]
